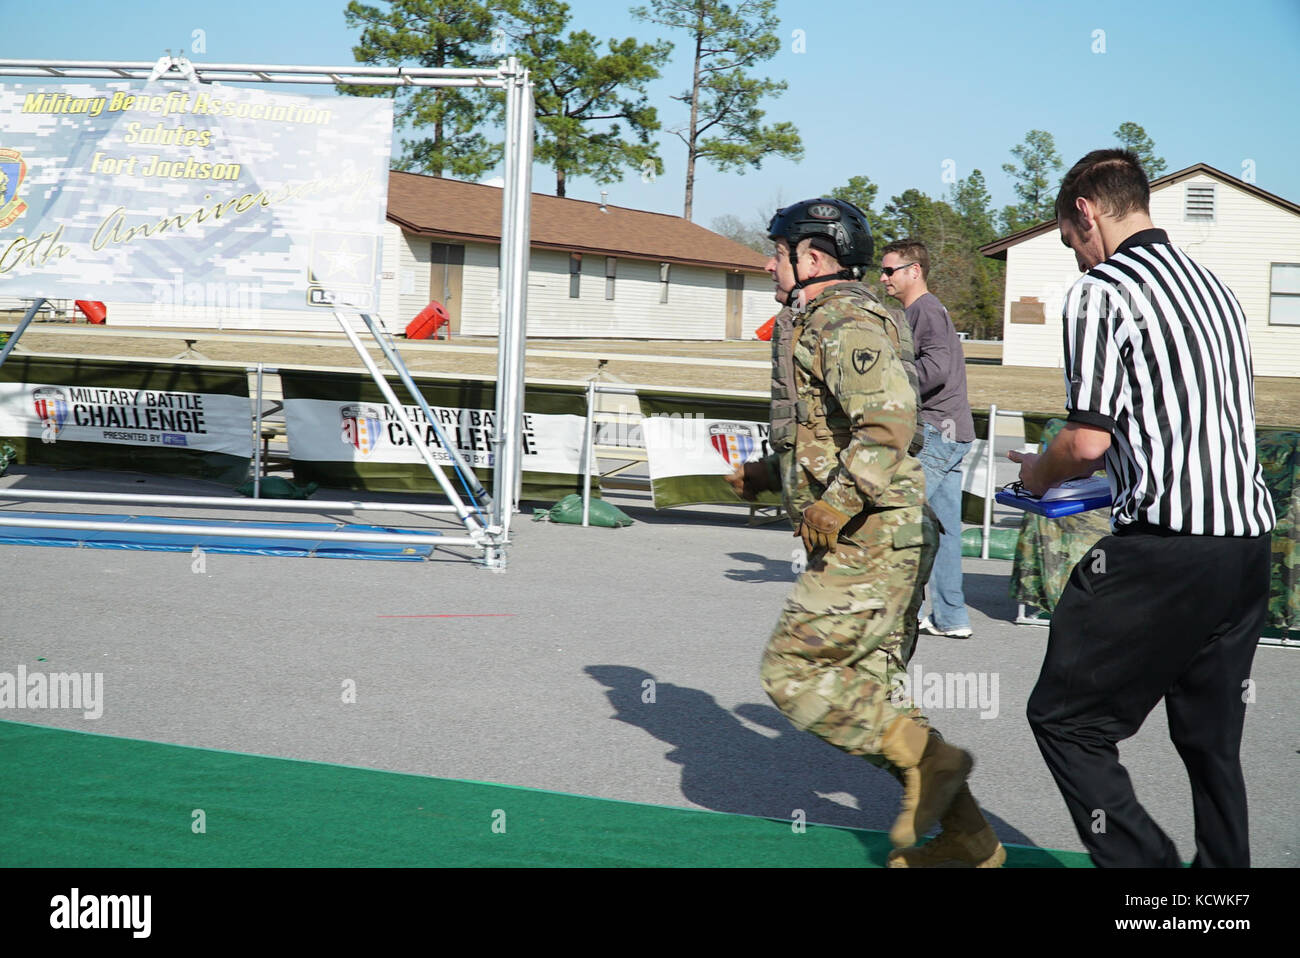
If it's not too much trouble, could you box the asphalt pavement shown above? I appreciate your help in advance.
[0,462,1296,867]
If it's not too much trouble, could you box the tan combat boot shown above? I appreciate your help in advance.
[886,784,1007,867]
[879,717,973,849]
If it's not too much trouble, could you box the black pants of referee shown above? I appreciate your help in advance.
[1026,528,1270,868]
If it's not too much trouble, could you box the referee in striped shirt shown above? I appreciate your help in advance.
[1008,149,1276,867]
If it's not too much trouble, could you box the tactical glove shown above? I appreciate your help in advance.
[798,500,850,553]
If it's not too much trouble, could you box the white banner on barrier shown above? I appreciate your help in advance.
[0,382,252,456]
[0,82,392,311]
[962,437,991,497]
[283,397,590,474]
[640,415,771,481]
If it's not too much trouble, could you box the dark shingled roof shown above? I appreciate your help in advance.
[386,170,768,273]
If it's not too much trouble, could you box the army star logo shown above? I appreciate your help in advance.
[852,346,879,375]
[0,147,29,230]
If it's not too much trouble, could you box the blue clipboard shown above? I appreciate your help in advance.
[995,488,1112,518]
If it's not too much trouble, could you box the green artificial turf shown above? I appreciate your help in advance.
[0,720,1089,868]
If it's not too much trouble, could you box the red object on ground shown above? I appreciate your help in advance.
[406,301,450,340]
[755,315,776,341]
[75,300,107,324]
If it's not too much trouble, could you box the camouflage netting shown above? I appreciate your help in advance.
[1257,430,1300,631]
[1010,423,1300,633]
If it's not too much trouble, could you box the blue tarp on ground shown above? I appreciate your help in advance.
[0,511,437,560]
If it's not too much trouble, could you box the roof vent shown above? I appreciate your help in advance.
[599,190,608,213]
[1185,183,1215,220]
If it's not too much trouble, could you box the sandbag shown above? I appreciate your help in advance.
[236,477,318,499]
[535,494,633,527]
[961,525,1018,559]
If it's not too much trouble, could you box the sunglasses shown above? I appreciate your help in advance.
[879,262,917,277]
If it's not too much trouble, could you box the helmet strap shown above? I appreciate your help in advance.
[790,268,859,295]
[786,243,861,310]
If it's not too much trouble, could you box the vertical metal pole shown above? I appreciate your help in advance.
[0,298,46,371]
[493,62,533,539]
[505,67,526,533]
[582,379,595,527]
[492,57,519,541]
[982,403,997,560]
[511,74,534,517]
[253,362,265,498]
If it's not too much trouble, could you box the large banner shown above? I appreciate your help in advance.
[279,371,596,503]
[0,357,252,484]
[0,82,392,311]
[637,390,780,509]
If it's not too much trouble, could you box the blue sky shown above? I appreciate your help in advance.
[2,0,1298,233]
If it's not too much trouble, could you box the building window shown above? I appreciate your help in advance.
[569,253,582,298]
[605,256,617,301]
[1185,183,1215,221]
[659,262,670,303]
[1270,263,1300,326]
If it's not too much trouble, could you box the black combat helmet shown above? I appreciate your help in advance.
[766,198,874,291]
[767,198,874,267]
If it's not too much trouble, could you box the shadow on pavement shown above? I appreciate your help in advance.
[583,490,782,531]
[724,551,796,583]
[585,663,1046,866]
[962,570,1027,624]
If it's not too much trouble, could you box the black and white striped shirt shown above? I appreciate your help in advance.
[1062,228,1276,536]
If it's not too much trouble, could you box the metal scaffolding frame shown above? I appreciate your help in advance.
[0,56,534,568]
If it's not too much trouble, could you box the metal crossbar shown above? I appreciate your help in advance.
[0,58,512,88]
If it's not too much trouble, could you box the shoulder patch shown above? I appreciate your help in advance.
[851,345,880,375]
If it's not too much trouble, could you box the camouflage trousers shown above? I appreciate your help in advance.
[761,505,938,775]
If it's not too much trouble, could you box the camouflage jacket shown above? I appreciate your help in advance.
[763,282,927,529]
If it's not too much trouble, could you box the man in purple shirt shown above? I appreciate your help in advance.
[880,239,976,638]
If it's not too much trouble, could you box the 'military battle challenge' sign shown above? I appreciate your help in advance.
[0,83,392,310]
[636,390,780,509]
[0,357,253,484]
[279,371,596,502]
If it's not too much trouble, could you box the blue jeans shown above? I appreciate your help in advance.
[916,422,971,631]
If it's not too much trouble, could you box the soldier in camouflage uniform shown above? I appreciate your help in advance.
[729,198,1003,867]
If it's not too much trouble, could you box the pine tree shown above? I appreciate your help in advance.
[948,169,1002,339]
[951,169,995,245]
[501,0,671,197]
[828,174,889,247]
[1000,129,1063,232]
[632,0,802,220]
[1114,121,1167,178]
[342,0,499,179]
[875,187,1004,341]
[881,189,936,246]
